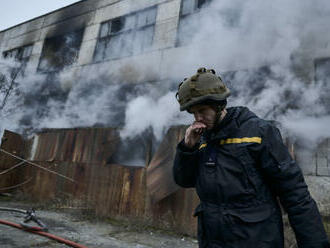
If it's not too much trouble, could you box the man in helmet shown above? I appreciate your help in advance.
[173,68,329,248]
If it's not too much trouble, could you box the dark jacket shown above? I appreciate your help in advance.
[173,106,329,248]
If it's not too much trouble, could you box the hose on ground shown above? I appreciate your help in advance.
[0,218,89,248]
[0,207,47,231]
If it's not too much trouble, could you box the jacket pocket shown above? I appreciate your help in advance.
[204,160,217,174]
[224,204,279,242]
[225,203,274,222]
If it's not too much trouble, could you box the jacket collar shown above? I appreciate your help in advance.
[202,106,256,142]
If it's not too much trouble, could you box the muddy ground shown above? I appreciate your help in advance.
[0,197,198,248]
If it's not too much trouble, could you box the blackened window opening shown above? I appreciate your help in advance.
[37,29,84,73]
[111,18,125,33]
[94,6,157,62]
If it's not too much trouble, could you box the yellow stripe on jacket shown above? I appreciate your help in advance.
[220,137,262,145]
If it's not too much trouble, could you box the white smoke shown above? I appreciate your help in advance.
[0,0,330,149]
[120,0,330,146]
[168,0,330,73]
[120,92,192,140]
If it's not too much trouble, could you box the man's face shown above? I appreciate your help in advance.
[189,104,217,130]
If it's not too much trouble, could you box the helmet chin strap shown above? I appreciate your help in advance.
[213,105,227,129]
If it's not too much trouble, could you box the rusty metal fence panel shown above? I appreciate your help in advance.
[0,127,200,236]
[31,128,119,164]
[0,130,26,191]
[147,126,187,203]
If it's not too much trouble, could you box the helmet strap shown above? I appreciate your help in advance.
[209,104,226,129]
[215,105,226,125]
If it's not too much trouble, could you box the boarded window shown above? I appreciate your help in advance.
[177,0,211,46]
[94,6,157,62]
[38,29,84,72]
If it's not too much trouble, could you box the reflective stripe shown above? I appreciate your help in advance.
[220,137,262,145]
[199,143,207,149]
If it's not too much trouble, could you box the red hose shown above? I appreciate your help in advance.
[0,219,88,248]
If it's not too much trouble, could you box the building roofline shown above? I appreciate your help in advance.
[0,0,86,33]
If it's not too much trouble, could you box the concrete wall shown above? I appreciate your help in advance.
[1,0,330,79]
[0,0,182,78]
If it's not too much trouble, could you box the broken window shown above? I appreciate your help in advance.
[94,6,157,62]
[1,44,33,109]
[177,0,211,46]
[111,17,125,33]
[37,29,84,72]
[2,44,33,78]
[2,44,33,63]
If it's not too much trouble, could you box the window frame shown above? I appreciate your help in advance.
[176,0,211,47]
[2,44,33,62]
[2,44,34,77]
[94,6,158,62]
[37,29,84,73]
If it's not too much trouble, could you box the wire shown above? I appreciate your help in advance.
[0,161,26,175]
[0,148,76,183]
[0,178,32,191]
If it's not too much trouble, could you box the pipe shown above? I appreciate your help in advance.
[0,219,89,248]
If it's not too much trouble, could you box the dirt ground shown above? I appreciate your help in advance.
[0,197,198,248]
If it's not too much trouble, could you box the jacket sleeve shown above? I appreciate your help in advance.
[258,122,329,248]
[172,140,199,188]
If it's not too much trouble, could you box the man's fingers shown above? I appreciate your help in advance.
[185,123,205,148]
[186,122,206,139]
[194,128,202,133]
[192,122,207,129]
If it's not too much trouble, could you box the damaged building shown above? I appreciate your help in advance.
[0,0,329,245]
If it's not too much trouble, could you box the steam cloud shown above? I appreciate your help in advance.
[0,0,330,150]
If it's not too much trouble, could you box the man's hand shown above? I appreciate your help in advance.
[184,122,206,148]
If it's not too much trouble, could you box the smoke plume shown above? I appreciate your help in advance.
[0,0,330,150]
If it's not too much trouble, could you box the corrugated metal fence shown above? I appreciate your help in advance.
[0,127,199,236]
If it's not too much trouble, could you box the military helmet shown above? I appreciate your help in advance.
[176,67,230,111]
